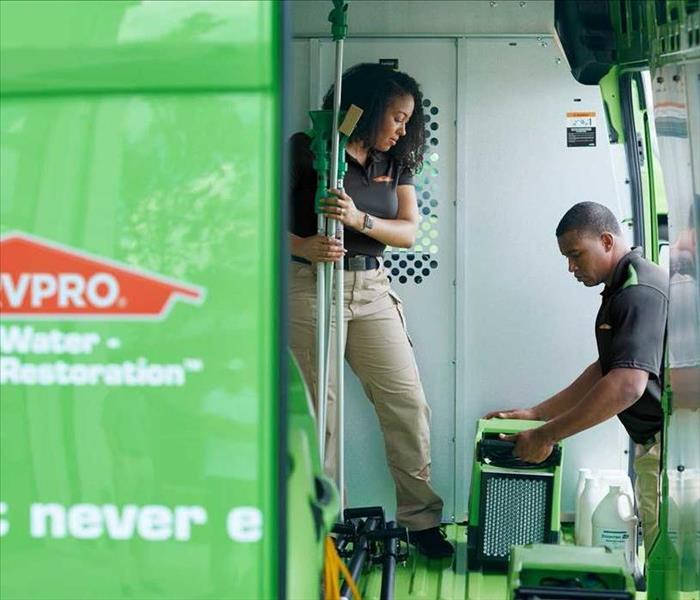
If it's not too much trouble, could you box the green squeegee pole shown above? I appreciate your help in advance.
[328,0,348,514]
[308,111,332,462]
[307,0,350,496]
[307,109,353,467]
[329,0,348,42]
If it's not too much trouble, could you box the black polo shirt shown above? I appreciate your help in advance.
[289,132,414,257]
[596,247,669,444]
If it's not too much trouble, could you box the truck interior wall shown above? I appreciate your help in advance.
[291,27,636,521]
[290,0,554,37]
[457,36,633,519]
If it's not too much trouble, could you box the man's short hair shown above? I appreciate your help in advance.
[556,201,622,238]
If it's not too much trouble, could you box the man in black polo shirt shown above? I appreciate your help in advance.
[488,201,668,554]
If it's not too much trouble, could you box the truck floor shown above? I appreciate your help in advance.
[351,524,696,600]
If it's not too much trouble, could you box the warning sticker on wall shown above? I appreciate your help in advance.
[566,111,596,147]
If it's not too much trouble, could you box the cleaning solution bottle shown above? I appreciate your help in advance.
[577,476,607,546]
[597,469,635,503]
[574,468,592,544]
[592,485,638,570]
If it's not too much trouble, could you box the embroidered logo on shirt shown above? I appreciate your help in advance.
[372,175,393,183]
[598,323,612,330]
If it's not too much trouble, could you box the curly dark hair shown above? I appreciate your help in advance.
[322,63,425,173]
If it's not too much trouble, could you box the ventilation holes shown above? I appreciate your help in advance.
[384,96,441,286]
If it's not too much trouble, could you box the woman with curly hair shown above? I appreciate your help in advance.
[289,63,452,559]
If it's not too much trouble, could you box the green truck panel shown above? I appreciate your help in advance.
[0,1,275,94]
[0,2,287,598]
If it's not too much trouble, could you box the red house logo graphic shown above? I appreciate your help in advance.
[0,232,205,320]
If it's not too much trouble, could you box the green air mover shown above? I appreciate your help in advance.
[467,419,564,571]
[507,544,636,599]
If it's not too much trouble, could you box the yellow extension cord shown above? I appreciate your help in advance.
[323,537,362,600]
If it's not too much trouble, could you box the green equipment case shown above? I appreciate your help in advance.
[467,419,564,571]
[507,543,636,599]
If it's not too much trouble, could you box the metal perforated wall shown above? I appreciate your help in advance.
[384,96,441,285]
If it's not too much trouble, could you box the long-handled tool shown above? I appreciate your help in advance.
[308,0,361,512]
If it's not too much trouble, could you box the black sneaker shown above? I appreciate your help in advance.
[408,526,454,559]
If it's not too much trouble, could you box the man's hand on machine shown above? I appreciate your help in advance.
[499,427,554,464]
[299,234,346,263]
[483,407,539,420]
[321,189,364,230]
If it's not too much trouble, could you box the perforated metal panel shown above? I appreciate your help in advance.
[384,95,442,285]
[480,472,553,563]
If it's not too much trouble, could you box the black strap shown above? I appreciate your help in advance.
[344,255,380,271]
[290,254,380,271]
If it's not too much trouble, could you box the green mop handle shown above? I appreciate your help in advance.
[307,105,360,471]
[328,0,349,515]
[306,0,347,468]
[307,111,332,465]
[306,1,360,511]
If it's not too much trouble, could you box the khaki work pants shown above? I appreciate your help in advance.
[634,433,661,554]
[288,261,444,531]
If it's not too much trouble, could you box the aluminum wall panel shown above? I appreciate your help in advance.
[458,37,631,518]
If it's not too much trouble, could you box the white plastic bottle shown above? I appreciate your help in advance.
[577,477,607,546]
[575,468,592,501]
[597,469,635,503]
[592,485,638,570]
[574,468,592,544]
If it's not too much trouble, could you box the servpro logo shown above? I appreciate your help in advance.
[0,232,205,320]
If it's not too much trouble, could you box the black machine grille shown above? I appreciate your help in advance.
[479,472,553,565]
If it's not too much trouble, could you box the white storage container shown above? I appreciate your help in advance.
[577,477,608,546]
[592,485,638,569]
[574,468,592,544]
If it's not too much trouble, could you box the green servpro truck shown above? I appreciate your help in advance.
[1,1,698,599]
[0,2,306,598]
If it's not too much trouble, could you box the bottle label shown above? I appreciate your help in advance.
[596,528,630,550]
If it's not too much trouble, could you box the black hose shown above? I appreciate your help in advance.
[340,517,379,599]
[380,521,397,600]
